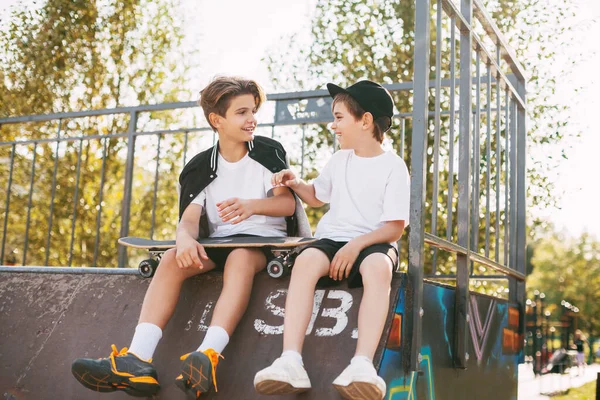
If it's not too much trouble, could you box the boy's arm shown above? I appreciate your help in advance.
[272,169,325,208]
[329,220,406,281]
[177,203,202,241]
[176,203,209,269]
[353,220,406,249]
[288,180,325,208]
[250,186,296,216]
[217,187,296,224]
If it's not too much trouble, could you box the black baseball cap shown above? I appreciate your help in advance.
[327,80,394,131]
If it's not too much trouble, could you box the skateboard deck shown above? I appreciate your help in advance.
[118,236,316,250]
[119,236,316,278]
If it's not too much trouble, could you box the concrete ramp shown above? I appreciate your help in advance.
[0,270,400,400]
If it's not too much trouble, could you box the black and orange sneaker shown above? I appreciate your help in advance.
[175,348,223,398]
[71,344,160,397]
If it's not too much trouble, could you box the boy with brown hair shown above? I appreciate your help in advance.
[71,76,310,398]
[254,80,410,400]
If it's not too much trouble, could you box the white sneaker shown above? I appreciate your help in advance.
[254,356,311,395]
[332,361,386,400]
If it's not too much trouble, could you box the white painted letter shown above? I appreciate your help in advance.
[254,289,286,335]
[315,290,353,337]
[305,290,325,335]
[197,301,214,332]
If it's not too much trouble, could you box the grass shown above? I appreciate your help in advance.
[551,380,596,399]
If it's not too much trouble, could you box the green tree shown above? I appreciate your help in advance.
[266,0,577,287]
[528,232,600,360]
[0,0,192,268]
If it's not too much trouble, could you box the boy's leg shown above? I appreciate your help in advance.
[130,248,216,359]
[354,253,393,359]
[71,248,215,397]
[282,248,330,353]
[208,248,266,335]
[138,248,216,329]
[177,248,266,397]
[254,248,330,395]
[333,252,393,400]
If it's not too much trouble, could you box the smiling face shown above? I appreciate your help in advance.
[210,94,257,143]
[330,101,365,149]
[199,77,266,144]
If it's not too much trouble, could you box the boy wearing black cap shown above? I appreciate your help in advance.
[254,81,410,400]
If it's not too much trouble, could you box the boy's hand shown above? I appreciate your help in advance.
[217,198,255,224]
[329,240,363,280]
[176,235,208,269]
[272,169,299,188]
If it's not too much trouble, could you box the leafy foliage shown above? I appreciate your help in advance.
[0,0,190,267]
[528,232,600,346]
[265,0,577,289]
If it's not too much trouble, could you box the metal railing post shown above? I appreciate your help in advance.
[454,0,473,370]
[1,143,15,265]
[405,0,430,374]
[45,119,62,265]
[432,0,443,273]
[118,111,138,268]
[513,74,528,340]
[23,142,38,265]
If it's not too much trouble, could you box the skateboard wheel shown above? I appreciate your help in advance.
[267,258,287,279]
[139,259,158,278]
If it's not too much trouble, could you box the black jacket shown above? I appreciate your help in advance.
[178,136,309,237]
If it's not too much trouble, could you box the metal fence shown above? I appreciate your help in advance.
[0,88,413,269]
[405,0,527,372]
[0,0,527,375]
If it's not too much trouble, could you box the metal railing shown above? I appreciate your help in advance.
[2,78,515,271]
[1,90,412,269]
[406,0,527,372]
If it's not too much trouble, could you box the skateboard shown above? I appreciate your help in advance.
[118,236,316,279]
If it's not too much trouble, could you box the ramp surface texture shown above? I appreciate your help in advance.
[0,270,398,400]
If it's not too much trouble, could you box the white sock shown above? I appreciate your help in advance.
[198,326,230,353]
[351,355,373,366]
[128,322,163,361]
[281,350,303,366]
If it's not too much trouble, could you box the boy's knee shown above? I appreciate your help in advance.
[157,248,177,269]
[155,249,185,278]
[228,248,265,263]
[360,254,393,286]
[291,249,329,278]
[161,248,177,262]
[224,248,266,275]
[297,248,329,264]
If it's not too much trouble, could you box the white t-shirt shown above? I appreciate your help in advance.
[191,153,287,238]
[313,149,410,242]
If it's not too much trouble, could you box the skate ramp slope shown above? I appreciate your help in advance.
[0,269,402,400]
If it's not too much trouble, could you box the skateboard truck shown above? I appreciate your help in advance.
[138,250,162,278]
[266,258,286,278]
[266,251,298,279]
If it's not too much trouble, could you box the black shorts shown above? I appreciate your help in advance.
[299,238,399,288]
[204,234,273,270]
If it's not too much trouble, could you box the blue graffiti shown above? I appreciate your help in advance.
[386,346,435,400]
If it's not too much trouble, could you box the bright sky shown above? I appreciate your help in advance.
[1,0,599,239]
[540,0,600,239]
[179,0,317,92]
